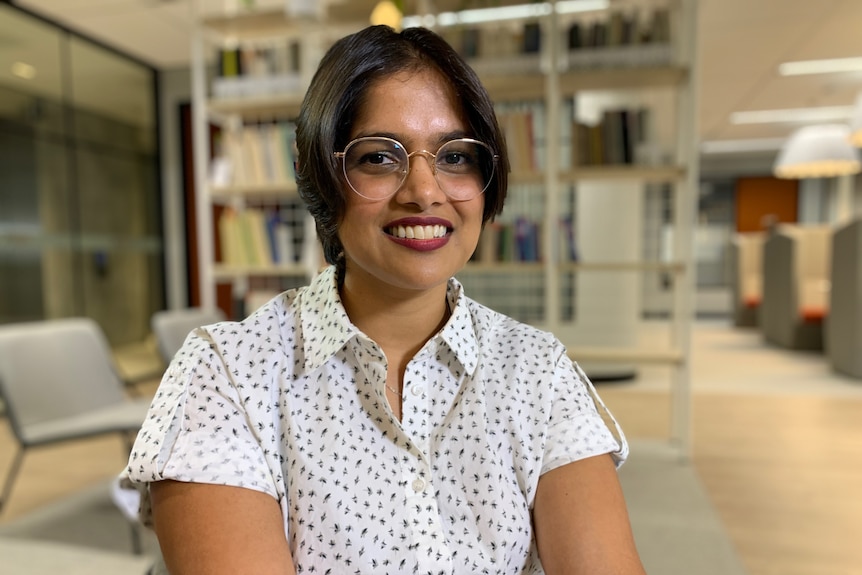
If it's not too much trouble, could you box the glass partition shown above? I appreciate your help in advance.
[0,4,163,345]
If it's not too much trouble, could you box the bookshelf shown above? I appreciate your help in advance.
[448,0,699,458]
[189,2,362,317]
[188,0,699,456]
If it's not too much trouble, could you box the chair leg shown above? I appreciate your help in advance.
[0,447,24,515]
[130,520,143,555]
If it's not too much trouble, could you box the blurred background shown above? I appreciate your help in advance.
[0,1,860,574]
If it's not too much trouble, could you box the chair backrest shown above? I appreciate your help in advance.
[151,307,225,364]
[827,218,862,377]
[0,318,126,439]
[732,231,765,305]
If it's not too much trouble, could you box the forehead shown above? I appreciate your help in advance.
[351,67,466,138]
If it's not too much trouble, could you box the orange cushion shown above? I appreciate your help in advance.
[744,296,760,309]
[800,307,826,323]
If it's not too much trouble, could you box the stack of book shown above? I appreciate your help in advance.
[440,7,672,72]
[217,206,311,268]
[215,120,298,188]
[498,108,540,173]
[572,107,651,167]
[473,216,579,265]
[212,39,302,100]
[567,7,673,69]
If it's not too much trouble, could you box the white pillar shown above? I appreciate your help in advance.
[571,181,643,378]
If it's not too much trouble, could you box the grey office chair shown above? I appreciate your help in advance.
[0,318,152,516]
[151,307,226,364]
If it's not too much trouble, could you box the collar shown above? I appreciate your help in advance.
[297,266,479,376]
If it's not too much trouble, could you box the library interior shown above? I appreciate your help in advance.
[0,1,861,574]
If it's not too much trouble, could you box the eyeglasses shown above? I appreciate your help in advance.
[334,136,498,201]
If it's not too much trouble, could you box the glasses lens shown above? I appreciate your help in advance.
[342,137,408,200]
[340,137,496,201]
[434,139,495,200]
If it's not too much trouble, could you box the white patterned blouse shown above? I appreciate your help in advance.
[123,265,628,574]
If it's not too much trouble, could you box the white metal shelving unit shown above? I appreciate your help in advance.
[188,0,699,456]
[189,2,346,313]
[454,0,700,458]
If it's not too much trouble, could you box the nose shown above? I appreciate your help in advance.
[397,151,446,205]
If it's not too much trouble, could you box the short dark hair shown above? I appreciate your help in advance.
[295,25,509,274]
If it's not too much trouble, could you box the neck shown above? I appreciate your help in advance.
[340,279,451,359]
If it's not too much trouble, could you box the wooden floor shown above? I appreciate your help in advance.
[1,322,861,575]
[600,389,862,575]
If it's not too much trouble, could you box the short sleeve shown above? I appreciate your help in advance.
[540,345,629,476]
[121,329,277,526]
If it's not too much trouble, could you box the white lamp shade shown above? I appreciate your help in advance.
[773,124,861,179]
[850,92,862,147]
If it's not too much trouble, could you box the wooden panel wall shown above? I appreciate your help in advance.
[735,176,798,232]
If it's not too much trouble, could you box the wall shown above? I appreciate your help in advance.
[0,4,163,345]
[159,67,193,310]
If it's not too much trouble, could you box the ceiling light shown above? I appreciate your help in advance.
[402,0,608,28]
[779,57,862,76]
[773,124,861,179]
[731,106,854,125]
[11,62,36,80]
[849,92,862,147]
[370,0,402,28]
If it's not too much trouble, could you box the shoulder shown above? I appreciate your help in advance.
[464,295,561,353]
[179,288,303,376]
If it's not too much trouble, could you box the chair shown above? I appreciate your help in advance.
[0,318,152,516]
[760,224,832,350]
[826,219,862,378]
[729,232,765,327]
[151,307,226,364]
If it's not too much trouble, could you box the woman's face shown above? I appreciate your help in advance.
[337,68,485,299]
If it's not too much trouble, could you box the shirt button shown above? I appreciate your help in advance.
[411,478,426,492]
[410,385,423,396]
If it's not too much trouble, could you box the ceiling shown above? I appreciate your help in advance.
[7,0,862,166]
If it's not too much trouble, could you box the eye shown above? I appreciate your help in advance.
[440,151,470,165]
[437,142,482,172]
[346,139,406,174]
[360,150,400,166]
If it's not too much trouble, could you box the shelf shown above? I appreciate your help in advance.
[201,8,360,40]
[210,182,299,200]
[566,346,684,365]
[480,65,688,101]
[563,165,686,183]
[203,8,297,38]
[461,261,545,273]
[208,93,304,118]
[213,263,310,279]
[480,72,545,102]
[461,261,685,273]
[510,165,685,185]
[559,66,688,92]
[559,261,686,273]
[509,171,545,185]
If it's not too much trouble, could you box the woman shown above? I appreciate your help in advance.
[126,25,645,575]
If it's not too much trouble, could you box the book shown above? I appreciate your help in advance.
[461,27,481,58]
[241,125,267,185]
[217,208,243,266]
[522,22,541,53]
[568,21,583,50]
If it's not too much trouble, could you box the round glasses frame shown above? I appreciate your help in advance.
[334,136,498,202]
